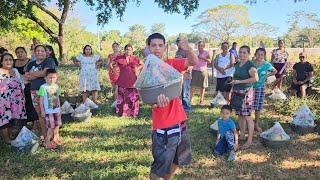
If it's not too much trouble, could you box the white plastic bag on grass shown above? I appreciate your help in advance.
[210,120,219,131]
[61,101,74,114]
[134,54,182,89]
[290,104,316,127]
[72,104,90,118]
[210,92,228,107]
[269,88,287,100]
[11,126,39,147]
[84,98,98,109]
[260,122,290,141]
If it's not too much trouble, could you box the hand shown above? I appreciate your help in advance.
[220,69,226,75]
[153,94,170,108]
[198,54,205,60]
[234,143,238,151]
[230,80,241,85]
[41,111,46,118]
[297,81,304,85]
[178,39,191,51]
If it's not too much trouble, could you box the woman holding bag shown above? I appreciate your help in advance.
[230,45,258,149]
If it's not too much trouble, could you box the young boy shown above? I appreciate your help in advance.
[147,33,198,180]
[38,69,62,149]
[213,105,238,161]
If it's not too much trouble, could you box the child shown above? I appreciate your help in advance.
[213,105,238,161]
[38,69,62,149]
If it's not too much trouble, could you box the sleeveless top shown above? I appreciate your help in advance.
[216,52,234,78]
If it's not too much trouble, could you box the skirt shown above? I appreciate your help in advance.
[232,89,253,116]
[253,85,265,111]
[274,63,286,79]
[116,86,139,117]
[191,70,208,88]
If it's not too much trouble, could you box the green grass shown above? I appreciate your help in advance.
[0,65,319,179]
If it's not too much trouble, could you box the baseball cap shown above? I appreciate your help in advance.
[176,37,181,43]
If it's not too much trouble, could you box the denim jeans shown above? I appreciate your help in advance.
[181,79,191,113]
[213,131,235,155]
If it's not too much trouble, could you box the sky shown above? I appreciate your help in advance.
[51,0,320,37]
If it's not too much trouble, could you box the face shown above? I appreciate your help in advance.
[84,46,92,55]
[238,48,250,61]
[221,109,231,120]
[15,49,27,60]
[221,43,229,53]
[198,42,205,51]
[35,46,46,60]
[33,38,38,44]
[112,44,119,53]
[278,41,284,48]
[148,38,166,59]
[255,50,265,61]
[1,55,13,69]
[299,56,305,62]
[45,73,57,85]
[232,44,237,49]
[125,46,133,56]
[45,47,52,57]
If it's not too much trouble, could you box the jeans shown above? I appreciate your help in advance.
[181,79,191,113]
[213,131,235,155]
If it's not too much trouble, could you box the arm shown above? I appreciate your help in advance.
[266,67,277,78]
[303,71,314,83]
[215,129,221,145]
[39,96,46,118]
[178,39,198,67]
[96,57,103,67]
[271,51,275,65]
[108,58,120,76]
[292,69,298,85]
[24,72,38,81]
[72,56,81,67]
[199,52,211,63]
[232,128,238,151]
[28,68,49,78]
[225,53,235,70]
[231,67,258,85]
[213,55,223,73]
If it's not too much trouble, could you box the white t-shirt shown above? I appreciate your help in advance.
[216,52,234,78]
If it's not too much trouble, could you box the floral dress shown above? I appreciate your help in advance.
[76,54,101,92]
[0,70,27,128]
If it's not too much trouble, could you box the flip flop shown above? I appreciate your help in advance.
[254,127,263,133]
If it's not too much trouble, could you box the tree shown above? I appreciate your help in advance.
[192,4,250,42]
[150,23,166,36]
[1,0,199,62]
[124,24,148,50]
[245,0,307,4]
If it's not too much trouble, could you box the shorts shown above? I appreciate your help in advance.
[291,82,309,92]
[216,77,232,92]
[31,90,40,107]
[273,63,286,79]
[253,85,265,111]
[151,123,192,178]
[233,89,253,116]
[191,70,208,88]
[45,113,62,129]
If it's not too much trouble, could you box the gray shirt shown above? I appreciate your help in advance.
[175,49,188,59]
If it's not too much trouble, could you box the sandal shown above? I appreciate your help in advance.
[46,143,57,149]
[254,127,263,133]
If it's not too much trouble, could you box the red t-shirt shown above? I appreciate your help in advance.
[116,55,141,88]
[151,58,188,130]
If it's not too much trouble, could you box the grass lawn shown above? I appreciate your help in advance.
[0,66,319,179]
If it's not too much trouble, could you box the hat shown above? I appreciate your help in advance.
[299,52,307,58]
[176,37,181,43]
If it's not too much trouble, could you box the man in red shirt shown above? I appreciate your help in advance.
[147,33,198,180]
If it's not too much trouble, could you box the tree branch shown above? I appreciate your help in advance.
[29,14,59,40]
[60,0,69,24]
[29,0,61,24]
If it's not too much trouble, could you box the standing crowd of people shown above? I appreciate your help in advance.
[0,34,315,179]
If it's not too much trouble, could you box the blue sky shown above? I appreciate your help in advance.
[53,0,319,37]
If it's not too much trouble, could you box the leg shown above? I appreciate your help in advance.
[243,116,254,148]
[254,110,262,132]
[300,84,307,99]
[164,164,178,180]
[53,126,61,145]
[190,86,195,101]
[46,128,55,149]
[150,173,160,180]
[238,115,246,140]
[34,106,47,139]
[31,121,37,132]
[200,87,205,103]
[82,91,88,103]
[92,90,99,104]
[182,79,191,113]
[213,136,228,155]
[1,128,11,144]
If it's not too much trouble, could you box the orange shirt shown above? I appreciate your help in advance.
[151,58,187,130]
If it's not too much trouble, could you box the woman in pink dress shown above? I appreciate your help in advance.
[110,44,143,117]
[108,42,122,107]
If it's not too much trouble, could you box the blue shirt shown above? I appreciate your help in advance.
[253,60,273,89]
[229,48,238,59]
[218,118,236,138]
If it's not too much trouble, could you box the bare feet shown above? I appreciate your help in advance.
[254,126,262,133]
[242,142,252,149]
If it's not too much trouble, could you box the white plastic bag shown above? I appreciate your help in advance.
[266,75,276,84]
[72,104,90,118]
[134,54,182,89]
[269,88,287,100]
[210,120,219,131]
[11,126,39,147]
[260,122,290,141]
[290,104,316,127]
[84,98,98,109]
[61,101,74,114]
[210,92,228,107]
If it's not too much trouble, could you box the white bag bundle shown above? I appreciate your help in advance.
[260,122,290,141]
[269,88,287,100]
[210,120,219,131]
[210,92,228,107]
[61,101,74,114]
[134,54,182,89]
[290,104,316,127]
[72,104,90,118]
[266,75,276,84]
[84,98,98,109]
[11,126,39,147]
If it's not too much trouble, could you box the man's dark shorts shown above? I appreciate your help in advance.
[151,123,192,178]
[216,77,232,92]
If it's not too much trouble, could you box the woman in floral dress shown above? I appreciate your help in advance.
[73,45,103,104]
[271,40,289,90]
[110,44,143,117]
[0,53,27,144]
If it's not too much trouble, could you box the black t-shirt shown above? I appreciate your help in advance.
[293,61,313,81]
[25,58,55,90]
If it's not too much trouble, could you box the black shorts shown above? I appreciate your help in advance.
[291,82,309,92]
[216,77,232,92]
[151,124,192,178]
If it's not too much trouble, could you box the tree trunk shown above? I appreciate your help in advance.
[57,37,67,64]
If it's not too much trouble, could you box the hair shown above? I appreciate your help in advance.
[32,37,37,40]
[34,44,46,52]
[255,48,266,56]
[124,44,133,50]
[198,41,205,45]
[232,42,237,46]
[112,42,119,47]
[278,39,284,44]
[221,105,232,112]
[0,53,14,68]
[45,69,57,76]
[147,33,166,45]
[15,47,27,54]
[83,45,93,54]
[0,47,8,55]
[221,42,229,46]
[239,45,250,54]
[45,45,59,66]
